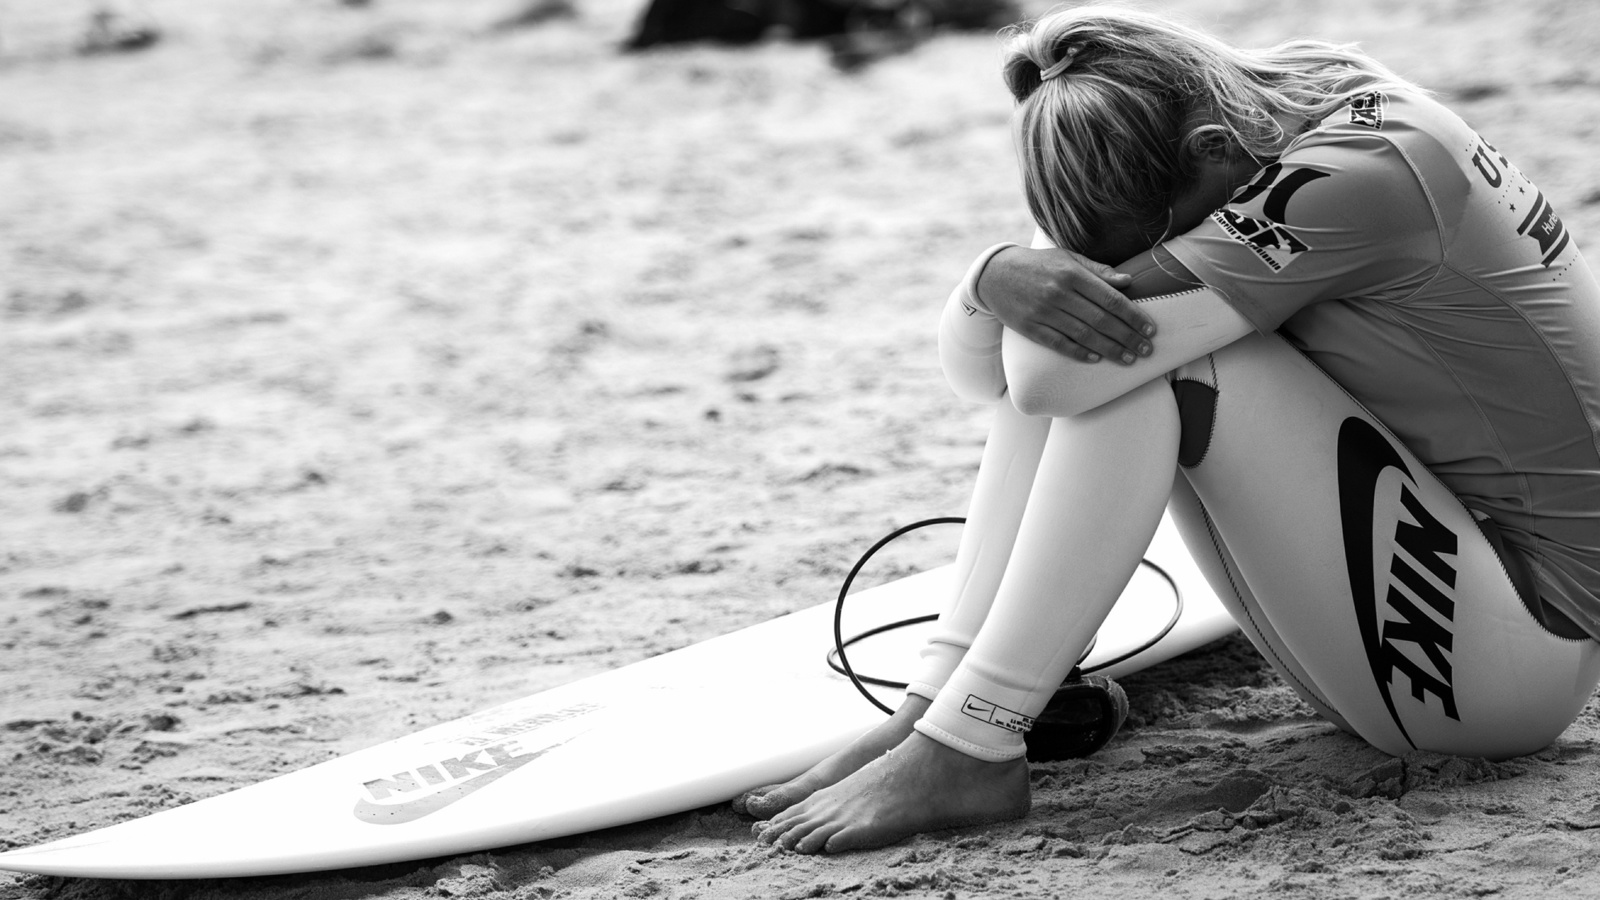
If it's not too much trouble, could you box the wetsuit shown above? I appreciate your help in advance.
[919,89,1600,762]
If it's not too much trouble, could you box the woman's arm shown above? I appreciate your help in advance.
[938,244,1013,403]
[972,246,1152,364]
[1003,245,1254,417]
[941,239,1256,416]
[1003,284,1251,418]
[938,231,1175,404]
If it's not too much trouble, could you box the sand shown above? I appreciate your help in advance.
[4,0,1600,897]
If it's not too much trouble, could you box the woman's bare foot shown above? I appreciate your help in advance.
[751,731,1030,854]
[733,695,931,820]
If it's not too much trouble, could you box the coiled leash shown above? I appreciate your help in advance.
[827,517,1182,761]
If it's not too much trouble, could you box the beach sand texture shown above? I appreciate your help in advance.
[5,0,1600,897]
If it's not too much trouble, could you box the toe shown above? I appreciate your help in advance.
[794,820,845,855]
[776,814,825,852]
[763,801,805,831]
[823,822,894,854]
[743,786,795,819]
[732,786,771,816]
[752,816,796,845]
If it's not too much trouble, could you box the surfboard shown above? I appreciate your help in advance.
[0,512,1236,880]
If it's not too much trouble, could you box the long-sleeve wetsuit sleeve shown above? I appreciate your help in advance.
[939,236,1255,418]
[938,242,1017,403]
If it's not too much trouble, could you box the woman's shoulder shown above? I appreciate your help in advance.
[1289,88,1469,156]
[1280,88,1475,203]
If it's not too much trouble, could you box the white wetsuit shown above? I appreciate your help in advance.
[919,89,1600,762]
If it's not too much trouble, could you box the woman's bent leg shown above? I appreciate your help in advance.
[736,400,1051,818]
[1179,332,1600,758]
[755,379,1180,853]
[914,378,1179,760]
[907,399,1054,700]
[1165,475,1354,734]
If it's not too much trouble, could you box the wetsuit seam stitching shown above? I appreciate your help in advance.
[1188,485,1340,714]
[1423,260,1596,591]
[1385,134,1450,300]
[1363,295,1531,520]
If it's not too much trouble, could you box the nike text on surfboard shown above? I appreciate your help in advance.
[354,740,556,825]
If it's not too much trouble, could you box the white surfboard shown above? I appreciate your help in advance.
[0,513,1235,879]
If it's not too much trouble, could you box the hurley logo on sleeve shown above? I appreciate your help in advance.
[1211,162,1331,272]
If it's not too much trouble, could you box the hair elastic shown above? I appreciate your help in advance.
[1039,44,1081,82]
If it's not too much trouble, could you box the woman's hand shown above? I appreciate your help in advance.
[976,247,1155,365]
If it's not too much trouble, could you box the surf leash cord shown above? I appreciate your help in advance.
[826,516,1184,716]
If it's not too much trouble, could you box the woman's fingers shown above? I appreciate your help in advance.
[1064,264,1156,361]
[1041,311,1143,365]
[1016,289,1152,365]
[979,247,1156,363]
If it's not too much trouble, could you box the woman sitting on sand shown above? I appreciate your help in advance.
[735,4,1600,853]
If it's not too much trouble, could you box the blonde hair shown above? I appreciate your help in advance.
[1002,5,1423,255]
